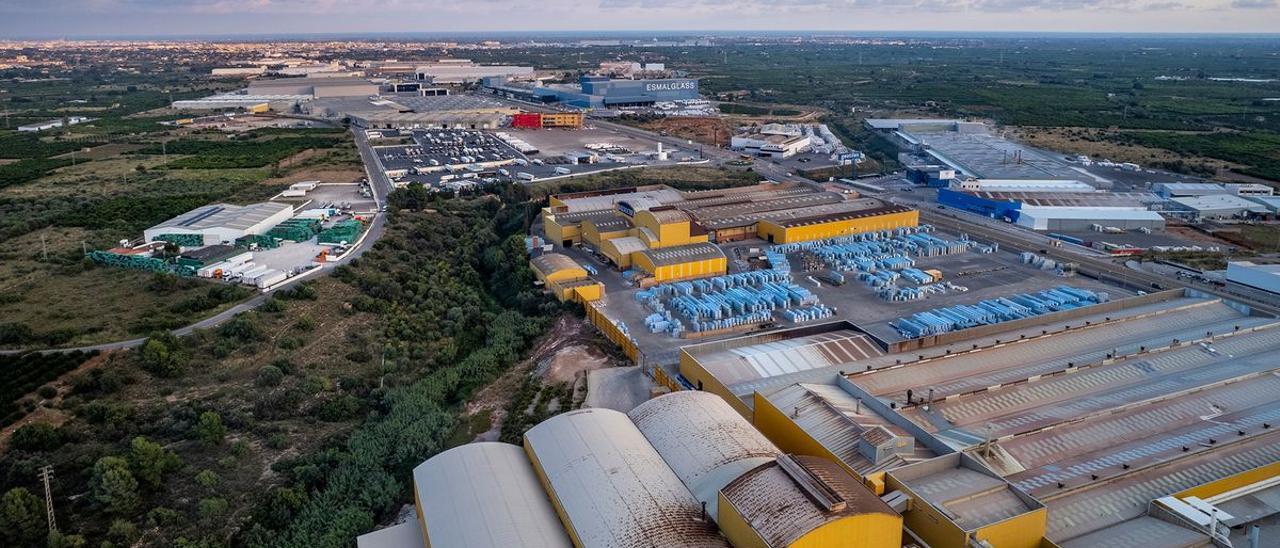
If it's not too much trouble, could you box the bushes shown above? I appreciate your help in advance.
[139,333,187,379]
[150,137,342,169]
[0,351,98,427]
[10,423,63,452]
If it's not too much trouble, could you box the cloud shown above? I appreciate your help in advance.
[1230,0,1275,7]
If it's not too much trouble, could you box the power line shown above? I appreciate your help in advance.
[38,465,57,534]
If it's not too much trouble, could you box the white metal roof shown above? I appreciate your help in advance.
[686,329,885,389]
[1171,195,1269,213]
[356,518,427,548]
[628,391,778,518]
[148,202,292,233]
[412,443,572,548]
[1016,206,1166,221]
[524,408,729,548]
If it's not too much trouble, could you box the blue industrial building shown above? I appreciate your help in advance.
[483,75,699,108]
[938,188,1022,221]
[906,165,957,188]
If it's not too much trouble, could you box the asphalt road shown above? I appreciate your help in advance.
[1,127,391,356]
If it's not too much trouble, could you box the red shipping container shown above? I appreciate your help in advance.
[511,113,542,129]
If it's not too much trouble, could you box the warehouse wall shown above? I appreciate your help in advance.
[715,494,771,548]
[678,352,752,417]
[789,513,902,548]
[758,210,919,244]
[971,510,1047,548]
[751,392,859,478]
[637,255,728,283]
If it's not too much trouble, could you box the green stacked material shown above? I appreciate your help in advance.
[267,219,321,242]
[236,234,279,249]
[317,220,364,245]
[153,234,204,247]
[87,250,196,276]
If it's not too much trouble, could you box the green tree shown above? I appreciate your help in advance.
[194,411,226,445]
[0,487,45,547]
[128,436,182,488]
[46,531,87,548]
[194,470,220,489]
[90,456,140,515]
[10,423,62,452]
[139,332,187,378]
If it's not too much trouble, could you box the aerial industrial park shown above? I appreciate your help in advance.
[1,25,1279,548]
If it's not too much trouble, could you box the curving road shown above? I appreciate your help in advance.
[1,127,390,356]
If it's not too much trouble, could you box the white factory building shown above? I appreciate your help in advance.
[1153,182,1274,199]
[144,202,293,246]
[1169,195,1269,220]
[1226,262,1280,295]
[1014,206,1166,231]
[415,61,534,84]
[18,116,92,132]
[956,179,1097,193]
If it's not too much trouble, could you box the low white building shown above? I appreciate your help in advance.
[144,202,293,246]
[1170,195,1268,219]
[731,133,812,159]
[1014,206,1166,231]
[1226,262,1280,295]
[18,116,92,132]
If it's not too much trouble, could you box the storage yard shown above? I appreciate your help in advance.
[90,196,371,291]
[494,159,1280,547]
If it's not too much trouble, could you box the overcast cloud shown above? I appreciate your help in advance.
[0,0,1276,37]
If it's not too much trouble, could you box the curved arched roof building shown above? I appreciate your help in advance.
[412,442,572,548]
[523,408,730,548]
[628,391,779,519]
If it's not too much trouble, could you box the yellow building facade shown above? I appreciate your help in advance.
[758,208,919,244]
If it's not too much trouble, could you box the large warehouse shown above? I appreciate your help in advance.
[357,392,904,548]
[144,202,293,246]
[673,288,1280,548]
[543,183,917,284]
[484,75,701,108]
[938,189,1166,230]
[414,61,534,84]
[1226,261,1280,295]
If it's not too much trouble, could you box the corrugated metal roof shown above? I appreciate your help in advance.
[689,330,884,388]
[640,242,725,267]
[149,202,292,233]
[628,391,778,518]
[524,409,730,548]
[764,383,924,476]
[356,518,427,548]
[603,236,648,257]
[413,443,572,548]
[531,253,584,278]
[721,456,898,547]
[1016,206,1167,221]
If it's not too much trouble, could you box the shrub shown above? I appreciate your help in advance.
[10,423,62,452]
[256,365,285,387]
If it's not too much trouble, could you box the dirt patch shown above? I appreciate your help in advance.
[0,159,17,166]
[639,117,737,147]
[51,142,145,161]
[1165,225,1237,247]
[262,167,364,187]
[462,315,626,444]
[540,343,611,384]
[1010,127,1243,175]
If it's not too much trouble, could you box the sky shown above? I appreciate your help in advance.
[0,0,1278,38]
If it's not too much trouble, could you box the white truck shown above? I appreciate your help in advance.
[517,172,536,182]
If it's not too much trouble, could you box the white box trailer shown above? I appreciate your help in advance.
[290,181,319,191]
[198,261,231,278]
[223,252,254,267]
[517,172,536,181]
[281,189,308,198]
[223,261,258,279]
[240,266,271,285]
[254,269,288,288]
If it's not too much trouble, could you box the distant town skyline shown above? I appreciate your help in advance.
[1,0,1279,38]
